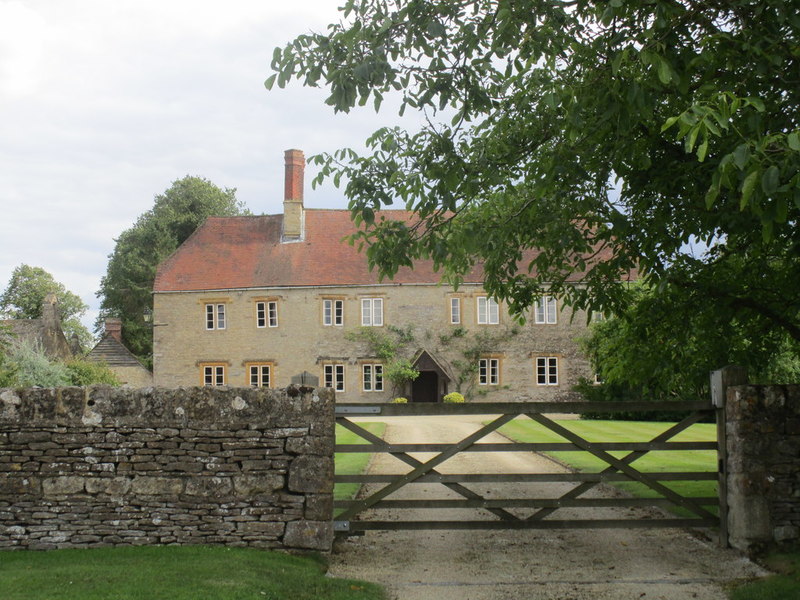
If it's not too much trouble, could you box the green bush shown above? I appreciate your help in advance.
[574,378,707,422]
[6,339,70,387]
[65,359,120,386]
[443,392,465,403]
[391,397,408,403]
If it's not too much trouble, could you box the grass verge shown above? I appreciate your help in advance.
[0,546,386,600]
[334,422,386,502]
[730,550,800,599]
[497,419,718,515]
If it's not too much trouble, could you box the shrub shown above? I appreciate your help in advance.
[65,359,121,386]
[391,397,408,403]
[443,392,465,403]
[7,339,70,387]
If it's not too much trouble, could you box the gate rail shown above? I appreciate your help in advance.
[334,401,724,539]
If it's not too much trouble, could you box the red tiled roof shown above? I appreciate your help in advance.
[153,209,611,292]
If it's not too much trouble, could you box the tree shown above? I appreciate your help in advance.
[580,283,800,406]
[96,176,249,361]
[269,2,800,357]
[0,264,92,349]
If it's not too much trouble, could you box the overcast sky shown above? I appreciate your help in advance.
[0,0,418,334]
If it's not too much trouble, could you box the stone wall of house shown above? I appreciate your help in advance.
[153,283,593,402]
[726,383,800,553]
[0,385,334,552]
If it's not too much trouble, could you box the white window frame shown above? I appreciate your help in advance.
[478,358,500,385]
[248,363,272,388]
[267,301,278,328]
[205,304,226,330]
[362,363,384,392]
[477,296,499,325]
[256,302,267,328]
[361,298,384,327]
[323,363,345,392]
[450,297,461,325]
[202,364,226,386]
[534,296,557,324]
[536,356,559,386]
[323,299,344,327]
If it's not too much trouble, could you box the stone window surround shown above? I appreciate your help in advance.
[199,361,228,386]
[534,295,558,325]
[361,362,384,392]
[201,297,230,330]
[321,297,345,327]
[253,297,280,329]
[360,296,384,327]
[322,362,346,392]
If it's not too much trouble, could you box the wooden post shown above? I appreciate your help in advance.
[710,365,748,547]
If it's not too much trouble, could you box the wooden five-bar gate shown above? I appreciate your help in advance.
[334,400,726,544]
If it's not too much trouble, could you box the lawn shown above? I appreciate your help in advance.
[0,546,385,600]
[730,550,800,600]
[497,418,718,513]
[334,422,386,502]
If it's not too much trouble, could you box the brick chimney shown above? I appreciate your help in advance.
[282,149,305,241]
[104,318,123,343]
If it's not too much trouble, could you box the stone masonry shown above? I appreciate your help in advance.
[0,385,334,552]
[726,383,800,553]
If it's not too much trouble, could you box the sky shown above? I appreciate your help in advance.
[0,0,419,335]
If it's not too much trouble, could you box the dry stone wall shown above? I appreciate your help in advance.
[726,384,800,553]
[0,385,334,552]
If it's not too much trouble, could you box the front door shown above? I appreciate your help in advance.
[412,371,438,402]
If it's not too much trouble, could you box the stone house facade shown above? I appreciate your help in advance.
[152,150,611,403]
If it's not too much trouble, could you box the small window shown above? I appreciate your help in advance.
[478,358,500,385]
[248,363,272,388]
[534,296,557,324]
[361,298,384,327]
[323,299,344,326]
[205,304,226,330]
[477,296,499,324]
[256,300,278,328]
[450,297,461,325]
[323,363,345,392]
[536,356,559,386]
[201,364,226,386]
[362,364,384,392]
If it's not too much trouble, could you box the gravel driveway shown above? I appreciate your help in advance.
[329,415,765,600]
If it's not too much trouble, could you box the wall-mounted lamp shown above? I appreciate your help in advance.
[143,308,168,327]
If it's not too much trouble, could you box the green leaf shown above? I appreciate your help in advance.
[705,184,719,209]
[656,56,672,85]
[733,144,750,170]
[660,116,679,133]
[761,165,780,196]
[696,138,709,162]
[264,74,277,90]
[746,97,765,112]
[740,169,759,209]
[788,131,800,151]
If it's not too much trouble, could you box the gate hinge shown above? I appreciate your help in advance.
[334,520,350,532]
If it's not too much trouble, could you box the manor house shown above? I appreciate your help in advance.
[151,150,605,402]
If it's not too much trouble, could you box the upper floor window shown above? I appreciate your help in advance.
[534,296,557,324]
[201,363,226,386]
[362,363,384,392]
[478,357,500,385]
[323,363,346,392]
[256,301,278,328]
[206,303,226,330]
[535,356,559,386]
[450,297,461,325]
[247,363,273,388]
[361,298,384,327]
[477,296,499,325]
[323,299,344,327]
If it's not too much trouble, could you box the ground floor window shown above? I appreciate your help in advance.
[323,363,345,392]
[478,357,500,385]
[535,356,559,386]
[201,363,226,386]
[247,363,273,387]
[362,363,384,392]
